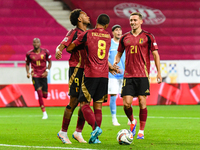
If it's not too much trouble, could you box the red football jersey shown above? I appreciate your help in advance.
[26,49,51,78]
[61,28,85,68]
[73,28,111,78]
[118,30,158,78]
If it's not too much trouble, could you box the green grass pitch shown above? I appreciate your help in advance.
[0,105,200,150]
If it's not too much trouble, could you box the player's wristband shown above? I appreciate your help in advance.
[56,46,60,52]
[46,69,49,72]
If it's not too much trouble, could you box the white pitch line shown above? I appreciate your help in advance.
[0,144,98,150]
[116,115,200,120]
[0,114,199,120]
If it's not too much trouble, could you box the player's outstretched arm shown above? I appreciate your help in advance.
[152,50,162,83]
[66,42,76,52]
[42,57,52,78]
[113,52,122,67]
[25,62,30,78]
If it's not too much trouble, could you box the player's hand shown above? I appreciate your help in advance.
[157,73,162,84]
[113,61,118,68]
[109,65,120,75]
[42,71,48,78]
[27,73,30,78]
[55,50,62,59]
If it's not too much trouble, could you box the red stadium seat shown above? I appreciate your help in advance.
[62,0,200,60]
[0,0,70,61]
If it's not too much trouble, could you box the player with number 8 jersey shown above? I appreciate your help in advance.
[66,14,114,144]
[73,27,111,78]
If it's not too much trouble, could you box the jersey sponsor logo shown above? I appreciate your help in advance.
[114,3,166,25]
[139,38,143,44]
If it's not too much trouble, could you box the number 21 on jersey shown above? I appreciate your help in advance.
[130,45,137,54]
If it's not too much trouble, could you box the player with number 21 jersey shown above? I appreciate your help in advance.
[117,30,158,78]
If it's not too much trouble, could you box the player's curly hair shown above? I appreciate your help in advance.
[97,14,110,26]
[70,9,82,26]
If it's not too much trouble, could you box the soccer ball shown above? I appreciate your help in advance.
[116,129,133,145]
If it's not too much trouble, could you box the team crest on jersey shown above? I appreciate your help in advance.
[32,56,35,60]
[139,38,143,44]
[41,54,44,59]
[114,3,166,25]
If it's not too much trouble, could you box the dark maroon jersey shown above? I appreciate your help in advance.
[73,28,111,78]
[26,49,51,78]
[118,30,158,78]
[61,28,85,68]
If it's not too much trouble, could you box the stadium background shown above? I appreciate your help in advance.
[0,0,200,107]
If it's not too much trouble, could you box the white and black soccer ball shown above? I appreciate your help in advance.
[116,129,133,145]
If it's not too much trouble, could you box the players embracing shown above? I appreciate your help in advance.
[56,9,90,144]
[65,13,119,144]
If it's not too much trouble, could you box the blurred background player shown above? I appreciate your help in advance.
[25,38,52,119]
[108,24,125,126]
[55,9,90,144]
[114,12,162,139]
[66,14,117,144]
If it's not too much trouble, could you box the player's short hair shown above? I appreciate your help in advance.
[112,24,121,32]
[130,12,143,20]
[97,14,110,26]
[70,9,82,26]
[33,38,40,43]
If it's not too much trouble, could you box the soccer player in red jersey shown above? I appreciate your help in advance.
[25,38,52,119]
[55,9,90,144]
[114,12,162,140]
[66,14,116,144]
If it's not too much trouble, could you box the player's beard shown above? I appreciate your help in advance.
[83,22,90,27]
[131,25,139,33]
[34,46,40,50]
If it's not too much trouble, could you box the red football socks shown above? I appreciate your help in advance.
[81,104,96,130]
[61,117,70,132]
[124,106,134,122]
[37,90,45,112]
[139,108,147,130]
[94,109,102,127]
